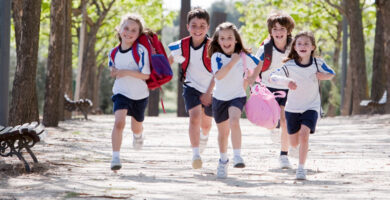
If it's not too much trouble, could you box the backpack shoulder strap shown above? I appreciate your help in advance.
[180,36,192,82]
[261,38,273,72]
[110,45,121,65]
[202,37,212,72]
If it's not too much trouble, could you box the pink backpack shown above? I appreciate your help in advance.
[245,83,285,129]
[240,52,285,129]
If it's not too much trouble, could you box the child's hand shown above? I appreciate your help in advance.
[288,80,297,90]
[316,72,334,80]
[200,93,212,106]
[110,67,118,78]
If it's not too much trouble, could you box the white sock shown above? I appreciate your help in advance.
[134,133,142,138]
[192,147,200,157]
[220,153,228,162]
[298,164,305,169]
[200,133,209,140]
[233,149,241,157]
[112,151,120,159]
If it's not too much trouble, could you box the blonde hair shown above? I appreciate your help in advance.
[208,22,251,58]
[116,13,145,42]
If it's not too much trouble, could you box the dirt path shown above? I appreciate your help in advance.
[1,114,390,199]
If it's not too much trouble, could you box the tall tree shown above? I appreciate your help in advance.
[379,0,390,112]
[62,0,73,120]
[326,0,369,115]
[43,0,65,127]
[371,0,386,103]
[0,0,11,126]
[9,0,42,126]
[177,0,190,117]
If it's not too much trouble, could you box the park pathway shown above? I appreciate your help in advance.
[1,114,390,199]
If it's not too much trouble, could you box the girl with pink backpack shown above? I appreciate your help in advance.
[208,22,262,179]
[270,31,335,180]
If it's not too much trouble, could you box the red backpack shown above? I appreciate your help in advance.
[110,32,173,90]
[259,37,273,73]
[180,36,212,82]
[110,31,173,112]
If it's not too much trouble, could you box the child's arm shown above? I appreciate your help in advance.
[246,60,263,85]
[112,68,150,80]
[316,72,334,80]
[200,78,215,106]
[269,68,297,90]
[214,53,240,80]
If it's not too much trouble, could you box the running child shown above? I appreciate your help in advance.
[108,14,151,171]
[168,8,214,169]
[208,22,262,178]
[255,11,295,169]
[269,31,335,180]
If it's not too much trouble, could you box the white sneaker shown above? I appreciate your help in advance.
[233,156,245,168]
[279,155,292,169]
[217,159,229,178]
[289,146,299,158]
[296,168,307,180]
[110,157,122,171]
[192,155,202,169]
[270,129,281,144]
[199,136,208,154]
[133,134,144,150]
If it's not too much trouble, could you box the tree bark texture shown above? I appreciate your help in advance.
[371,0,386,103]
[43,0,65,127]
[148,89,160,116]
[177,0,191,117]
[378,0,390,113]
[63,0,73,120]
[344,0,369,115]
[9,0,42,126]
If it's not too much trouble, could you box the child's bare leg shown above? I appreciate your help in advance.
[217,120,230,154]
[188,105,202,147]
[200,110,212,136]
[112,109,127,151]
[298,125,310,166]
[228,106,242,150]
[289,132,299,148]
[131,117,143,135]
[280,107,289,152]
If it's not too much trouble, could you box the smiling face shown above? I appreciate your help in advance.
[294,35,315,60]
[187,17,209,43]
[271,22,288,43]
[217,29,237,55]
[119,19,141,47]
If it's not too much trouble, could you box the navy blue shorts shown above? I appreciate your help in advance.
[182,84,212,117]
[212,97,246,124]
[267,87,288,106]
[285,110,318,134]
[112,94,148,122]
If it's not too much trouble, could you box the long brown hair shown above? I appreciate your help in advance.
[284,31,316,63]
[208,22,251,58]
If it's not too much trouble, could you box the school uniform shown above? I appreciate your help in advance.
[270,57,335,134]
[255,43,290,106]
[168,37,213,116]
[211,52,259,123]
[108,44,151,122]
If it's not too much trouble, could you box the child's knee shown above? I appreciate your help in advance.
[114,120,126,130]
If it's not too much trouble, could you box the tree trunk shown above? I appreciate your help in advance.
[371,0,386,103]
[9,0,41,126]
[327,20,343,117]
[63,0,73,120]
[344,0,368,115]
[0,0,11,126]
[148,89,160,116]
[210,11,227,36]
[177,0,191,117]
[340,16,351,115]
[43,0,65,127]
[379,0,390,113]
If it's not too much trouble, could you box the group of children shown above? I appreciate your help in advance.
[108,8,335,180]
